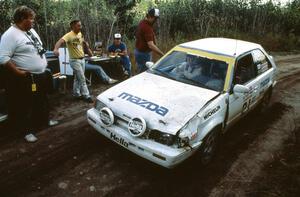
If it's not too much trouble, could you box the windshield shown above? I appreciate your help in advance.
[150,51,228,91]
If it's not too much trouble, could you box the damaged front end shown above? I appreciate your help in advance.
[145,114,203,149]
[176,113,203,148]
[95,97,205,150]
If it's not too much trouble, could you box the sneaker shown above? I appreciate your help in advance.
[24,133,38,143]
[84,97,94,103]
[124,70,129,76]
[48,119,59,127]
[108,78,118,84]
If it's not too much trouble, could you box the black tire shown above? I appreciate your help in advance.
[199,128,220,165]
[258,88,272,114]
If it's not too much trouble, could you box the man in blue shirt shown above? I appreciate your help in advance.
[108,33,132,76]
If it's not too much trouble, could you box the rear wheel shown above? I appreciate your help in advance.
[258,88,272,113]
[199,128,220,165]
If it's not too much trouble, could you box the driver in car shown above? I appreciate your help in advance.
[171,55,198,76]
[171,54,208,84]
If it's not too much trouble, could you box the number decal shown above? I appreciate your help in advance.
[242,96,256,114]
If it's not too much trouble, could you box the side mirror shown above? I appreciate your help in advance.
[233,84,250,94]
[145,61,154,69]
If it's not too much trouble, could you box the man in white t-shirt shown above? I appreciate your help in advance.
[0,6,57,142]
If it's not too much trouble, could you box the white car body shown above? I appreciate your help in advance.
[87,38,277,168]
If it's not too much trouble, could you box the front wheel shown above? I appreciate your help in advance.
[198,129,220,165]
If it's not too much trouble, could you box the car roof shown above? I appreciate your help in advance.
[179,38,263,57]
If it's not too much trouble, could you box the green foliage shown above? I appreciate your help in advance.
[0,0,299,51]
[155,0,300,51]
[0,0,14,33]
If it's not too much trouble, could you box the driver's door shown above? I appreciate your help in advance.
[227,52,259,125]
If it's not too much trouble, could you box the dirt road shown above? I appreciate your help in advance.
[0,54,299,197]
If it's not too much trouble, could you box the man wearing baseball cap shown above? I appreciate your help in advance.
[135,8,164,73]
[108,33,132,76]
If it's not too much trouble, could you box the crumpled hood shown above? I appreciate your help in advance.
[98,72,219,135]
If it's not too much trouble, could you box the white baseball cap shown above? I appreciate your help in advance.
[114,33,121,39]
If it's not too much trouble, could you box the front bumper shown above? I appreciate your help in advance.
[87,108,201,168]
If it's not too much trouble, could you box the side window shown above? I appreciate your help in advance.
[234,54,256,85]
[252,49,272,75]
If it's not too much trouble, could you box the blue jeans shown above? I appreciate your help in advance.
[85,62,110,83]
[120,55,132,76]
[69,59,90,98]
[134,49,152,73]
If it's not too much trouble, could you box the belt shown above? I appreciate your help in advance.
[30,72,45,81]
[30,70,51,80]
[31,72,45,76]
[136,48,151,53]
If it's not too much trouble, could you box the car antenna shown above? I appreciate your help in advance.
[234,39,238,56]
[233,26,237,56]
[234,20,238,56]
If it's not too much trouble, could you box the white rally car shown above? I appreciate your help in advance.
[87,38,277,168]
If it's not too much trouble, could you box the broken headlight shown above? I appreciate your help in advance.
[176,113,202,148]
[148,130,176,146]
[177,132,190,148]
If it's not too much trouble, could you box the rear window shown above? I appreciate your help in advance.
[252,49,272,75]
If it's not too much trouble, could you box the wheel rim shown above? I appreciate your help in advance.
[201,131,217,163]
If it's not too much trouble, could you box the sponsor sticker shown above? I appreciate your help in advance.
[128,117,147,137]
[99,107,114,126]
[118,92,169,117]
[110,132,129,148]
[204,106,221,120]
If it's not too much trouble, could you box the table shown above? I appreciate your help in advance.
[87,56,124,80]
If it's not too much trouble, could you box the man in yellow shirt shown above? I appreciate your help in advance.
[53,20,93,102]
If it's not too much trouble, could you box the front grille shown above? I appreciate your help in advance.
[95,107,175,146]
[114,114,130,130]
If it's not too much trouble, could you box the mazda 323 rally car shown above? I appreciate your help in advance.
[87,38,277,168]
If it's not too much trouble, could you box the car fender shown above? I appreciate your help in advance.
[195,95,227,144]
[197,116,224,143]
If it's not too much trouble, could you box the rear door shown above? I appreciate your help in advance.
[251,49,274,102]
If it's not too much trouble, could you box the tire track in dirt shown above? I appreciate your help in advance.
[0,114,112,197]
[209,108,296,196]
[0,85,113,196]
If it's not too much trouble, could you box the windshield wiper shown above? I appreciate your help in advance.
[150,68,175,80]
[178,76,213,90]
